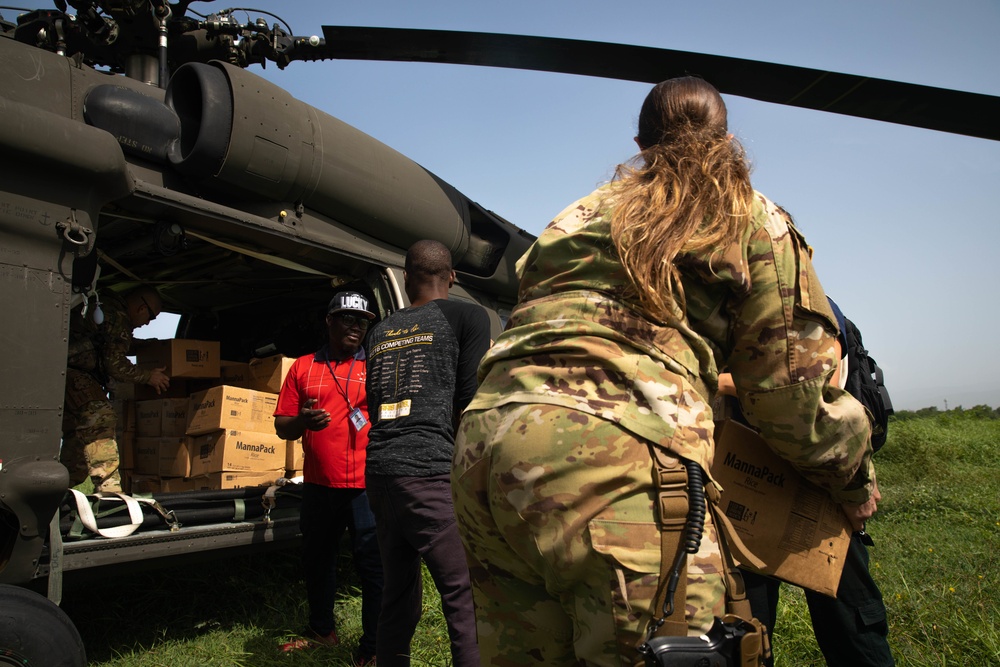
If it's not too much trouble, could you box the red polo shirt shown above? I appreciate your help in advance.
[274,347,369,488]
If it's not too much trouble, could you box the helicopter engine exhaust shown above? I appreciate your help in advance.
[163,61,519,277]
[83,85,182,164]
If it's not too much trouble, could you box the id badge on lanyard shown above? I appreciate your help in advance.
[326,354,367,432]
[349,407,368,432]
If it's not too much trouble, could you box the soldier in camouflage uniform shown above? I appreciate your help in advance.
[451,77,875,666]
[63,286,170,493]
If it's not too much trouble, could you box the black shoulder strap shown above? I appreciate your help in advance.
[843,317,894,451]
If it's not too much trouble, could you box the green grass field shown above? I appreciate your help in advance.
[63,409,1000,666]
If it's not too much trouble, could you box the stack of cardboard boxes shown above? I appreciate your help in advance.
[186,385,283,489]
[134,396,193,491]
[246,355,304,475]
[115,339,301,493]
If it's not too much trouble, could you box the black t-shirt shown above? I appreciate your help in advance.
[365,299,491,476]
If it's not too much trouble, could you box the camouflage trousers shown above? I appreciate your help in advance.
[452,403,725,667]
[62,369,122,493]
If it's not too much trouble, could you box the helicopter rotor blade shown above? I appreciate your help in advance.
[318,26,999,141]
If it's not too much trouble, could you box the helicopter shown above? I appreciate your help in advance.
[0,1,997,664]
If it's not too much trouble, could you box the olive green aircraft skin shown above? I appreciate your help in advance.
[2,3,997,664]
[0,14,531,594]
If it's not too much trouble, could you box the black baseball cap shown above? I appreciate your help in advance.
[327,291,376,319]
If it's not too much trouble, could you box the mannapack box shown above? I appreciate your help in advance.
[248,354,295,393]
[135,398,189,437]
[187,429,287,476]
[133,436,191,477]
[285,438,304,472]
[187,361,253,394]
[185,385,277,435]
[710,419,851,597]
[136,338,221,378]
[219,361,251,388]
[190,470,281,491]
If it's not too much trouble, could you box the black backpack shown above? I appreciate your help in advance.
[842,317,894,452]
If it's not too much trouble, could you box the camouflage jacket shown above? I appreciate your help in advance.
[67,291,151,388]
[468,185,873,504]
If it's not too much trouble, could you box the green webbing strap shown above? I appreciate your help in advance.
[68,513,87,540]
[706,421,770,574]
[704,482,765,591]
[47,511,64,605]
[706,486,772,664]
[648,445,690,639]
[67,490,183,538]
[233,499,246,521]
[68,490,144,538]
[93,500,131,521]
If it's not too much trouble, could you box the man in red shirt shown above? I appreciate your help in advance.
[274,290,382,664]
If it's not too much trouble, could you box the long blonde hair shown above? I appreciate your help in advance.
[610,77,753,321]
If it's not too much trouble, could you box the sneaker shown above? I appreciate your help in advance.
[280,627,340,652]
[354,653,376,666]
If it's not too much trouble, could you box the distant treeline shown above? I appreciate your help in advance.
[893,404,1000,421]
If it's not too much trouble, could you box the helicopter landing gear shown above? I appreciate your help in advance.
[0,584,86,667]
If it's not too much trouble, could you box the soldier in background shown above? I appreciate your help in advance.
[62,286,170,493]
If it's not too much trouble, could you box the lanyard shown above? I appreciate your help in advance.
[324,354,360,411]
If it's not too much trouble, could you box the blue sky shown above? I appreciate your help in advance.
[140,0,1000,410]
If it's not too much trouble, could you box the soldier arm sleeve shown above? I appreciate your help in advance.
[102,316,152,386]
[727,218,873,506]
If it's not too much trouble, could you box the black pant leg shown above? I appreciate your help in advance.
[349,491,384,656]
[300,483,358,636]
[805,532,894,667]
[741,568,780,667]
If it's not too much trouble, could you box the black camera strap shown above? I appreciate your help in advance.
[645,445,768,634]
[642,439,771,664]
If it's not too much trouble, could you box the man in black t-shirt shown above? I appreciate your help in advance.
[365,239,490,667]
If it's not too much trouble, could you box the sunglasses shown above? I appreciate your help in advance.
[335,313,370,329]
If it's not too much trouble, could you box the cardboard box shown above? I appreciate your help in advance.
[134,437,158,475]
[248,354,295,393]
[188,361,254,394]
[114,399,136,435]
[135,378,189,401]
[136,338,221,378]
[160,476,198,493]
[185,385,278,435]
[220,361,252,388]
[129,473,161,494]
[135,401,161,436]
[190,470,281,491]
[135,398,190,437]
[285,438,304,471]
[710,420,851,597]
[134,437,191,477]
[120,430,136,471]
[159,437,192,477]
[187,429,287,475]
